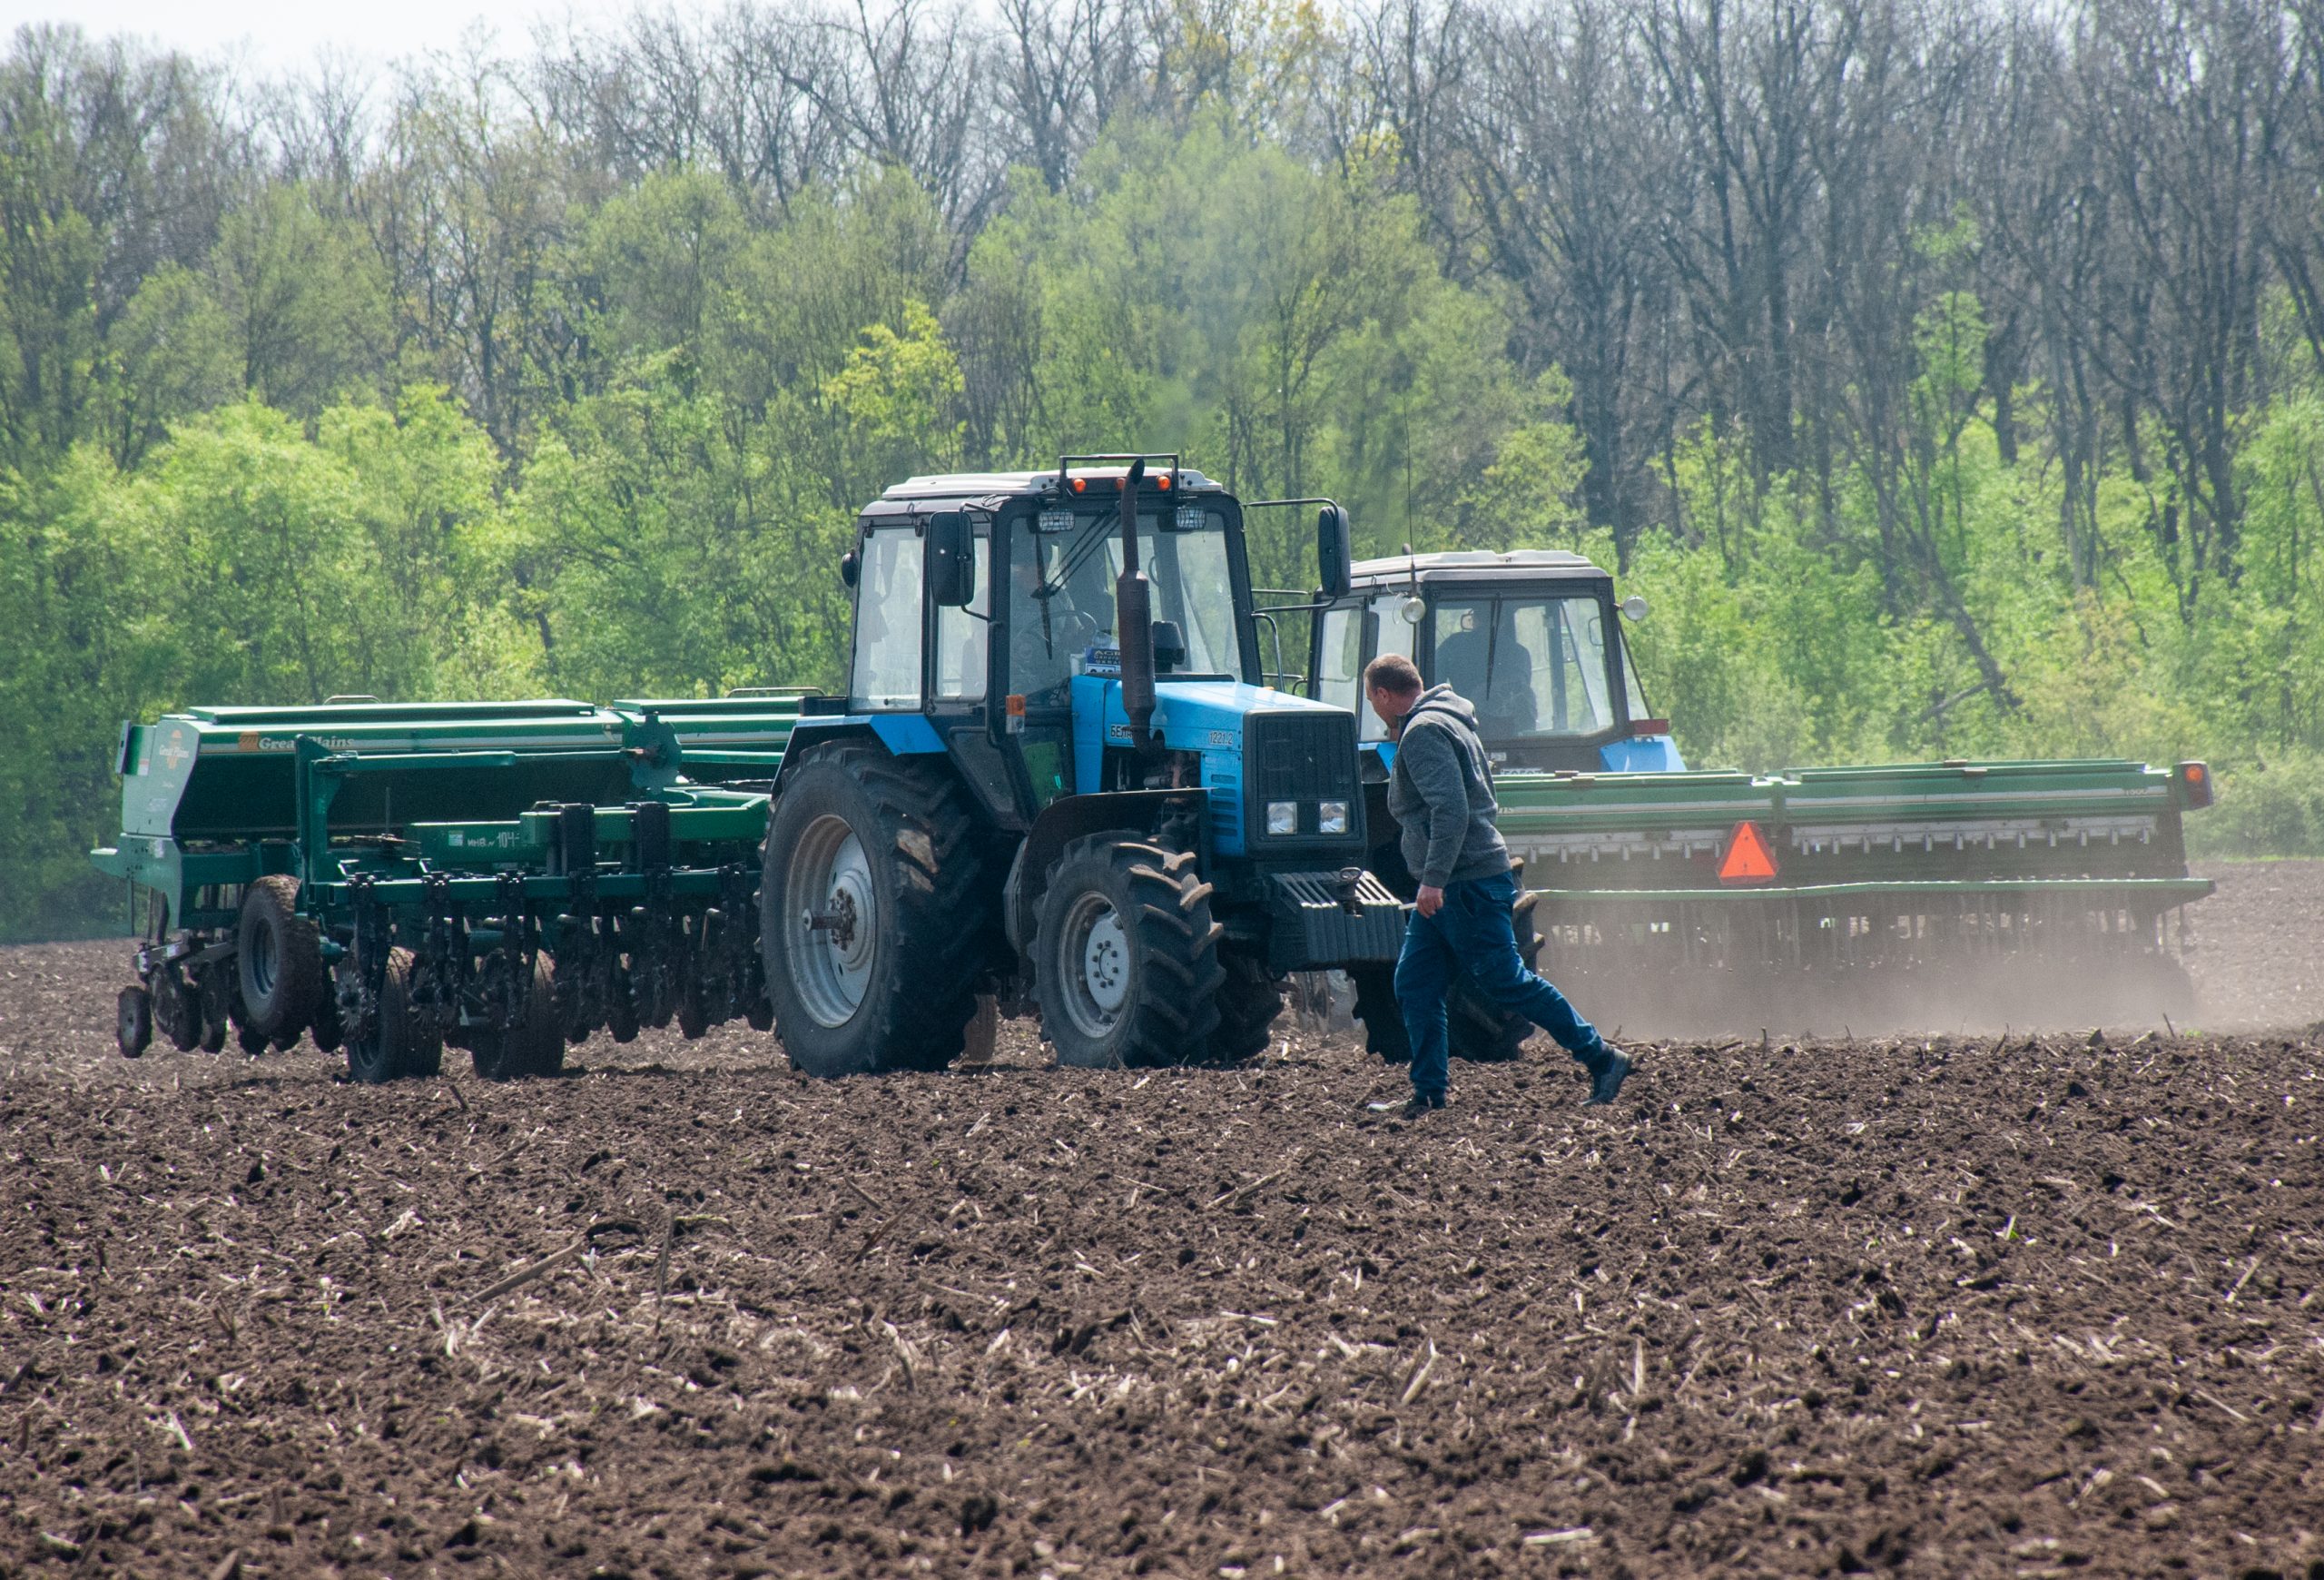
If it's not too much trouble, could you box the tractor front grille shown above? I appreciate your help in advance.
[1244,710,1361,852]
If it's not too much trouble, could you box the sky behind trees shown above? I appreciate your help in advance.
[0,0,634,74]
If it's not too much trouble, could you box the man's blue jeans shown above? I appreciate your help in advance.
[1394,868,1606,1100]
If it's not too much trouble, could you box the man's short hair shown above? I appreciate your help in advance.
[1364,653,1423,696]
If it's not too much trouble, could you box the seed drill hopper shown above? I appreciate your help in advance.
[1303,551,2215,1037]
[90,698,787,1080]
[91,457,1415,1082]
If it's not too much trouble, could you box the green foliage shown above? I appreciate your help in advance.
[3,86,2322,939]
[960,121,1577,595]
[2188,752,2324,859]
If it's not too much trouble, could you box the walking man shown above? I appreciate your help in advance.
[1364,652,1632,1117]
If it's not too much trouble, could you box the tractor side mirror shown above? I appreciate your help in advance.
[840,548,861,589]
[1317,504,1354,602]
[927,511,973,607]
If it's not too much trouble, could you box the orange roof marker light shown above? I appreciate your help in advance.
[1718,820,1778,884]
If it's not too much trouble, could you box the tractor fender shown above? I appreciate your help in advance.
[769,715,946,795]
[1002,789,1209,958]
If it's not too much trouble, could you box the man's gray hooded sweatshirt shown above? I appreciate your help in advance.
[1386,684,1512,889]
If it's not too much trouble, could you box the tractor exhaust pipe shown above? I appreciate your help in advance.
[1115,458,1157,751]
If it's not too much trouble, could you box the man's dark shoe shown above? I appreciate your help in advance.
[1584,1048,1632,1106]
[1401,1091,1448,1120]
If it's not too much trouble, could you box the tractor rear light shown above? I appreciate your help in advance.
[1005,694,1027,735]
[1266,800,1298,836]
[1070,477,1087,493]
[1318,800,1349,835]
[2176,760,2212,808]
[1156,473,1171,489]
[1630,718,1671,737]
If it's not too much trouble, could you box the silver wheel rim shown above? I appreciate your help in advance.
[1057,891,1130,1042]
[791,814,877,1029]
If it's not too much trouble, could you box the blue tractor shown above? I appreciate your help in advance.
[757,456,1408,1074]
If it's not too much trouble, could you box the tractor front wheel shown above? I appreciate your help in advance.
[1351,870,1547,1064]
[1034,834,1225,1070]
[1212,950,1283,1062]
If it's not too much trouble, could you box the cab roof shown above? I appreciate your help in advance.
[1348,548,1609,588]
[873,467,1226,507]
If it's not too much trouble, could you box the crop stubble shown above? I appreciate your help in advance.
[0,862,2320,1578]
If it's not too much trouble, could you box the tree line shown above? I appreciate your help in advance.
[4,0,2321,937]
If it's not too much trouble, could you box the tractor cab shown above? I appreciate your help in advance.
[827,461,1265,825]
[1307,550,1685,776]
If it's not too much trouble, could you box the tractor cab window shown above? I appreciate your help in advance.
[1007,509,1239,703]
[1361,593,1414,741]
[850,527,925,711]
[1432,593,1615,739]
[1619,631,1650,724]
[1316,607,1361,718]
[933,530,990,702]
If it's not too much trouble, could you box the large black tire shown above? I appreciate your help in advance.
[1034,834,1226,1069]
[237,875,324,1041]
[195,966,230,1053]
[154,966,204,1052]
[761,746,997,1077]
[117,985,153,1059]
[1212,950,1283,1062]
[1350,963,1409,1062]
[469,953,561,1081]
[310,986,344,1052]
[340,947,438,1084]
[1449,884,1541,1062]
[675,915,710,1040]
[607,961,641,1044]
[1350,876,1544,1064]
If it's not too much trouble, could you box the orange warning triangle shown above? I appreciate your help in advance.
[1718,820,1778,884]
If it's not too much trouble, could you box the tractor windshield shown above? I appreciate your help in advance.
[1008,509,1239,701]
[1433,593,1618,740]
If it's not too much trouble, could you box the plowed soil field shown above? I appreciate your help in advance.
[3,862,2320,1579]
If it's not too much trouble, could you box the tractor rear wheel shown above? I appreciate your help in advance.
[237,876,324,1042]
[762,746,996,1077]
[1035,834,1225,1069]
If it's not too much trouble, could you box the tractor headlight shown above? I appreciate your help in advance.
[1265,800,1298,836]
[1317,799,1349,835]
